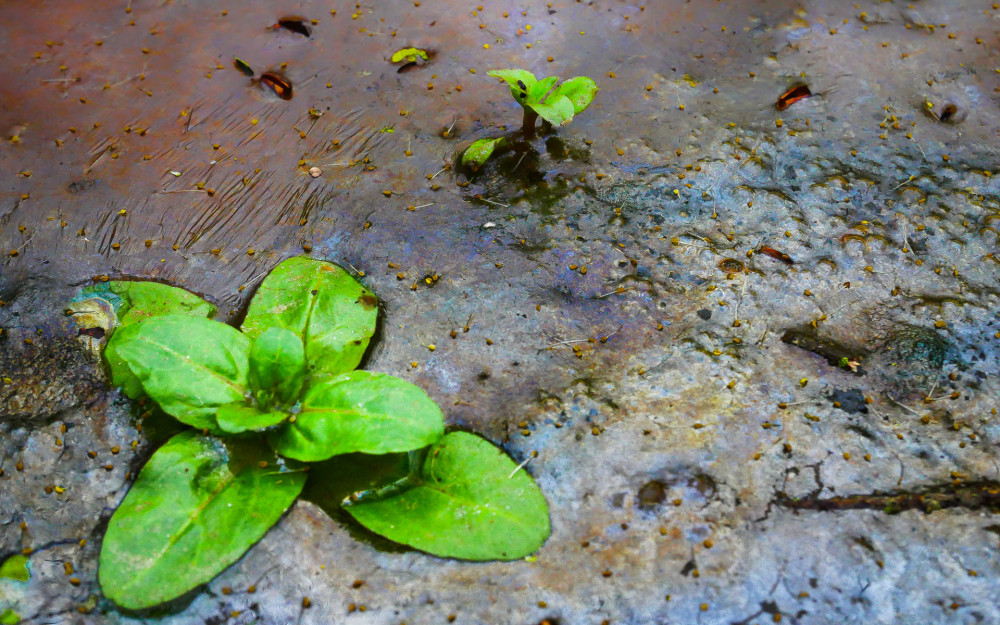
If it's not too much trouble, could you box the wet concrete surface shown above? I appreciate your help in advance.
[2,0,1000,623]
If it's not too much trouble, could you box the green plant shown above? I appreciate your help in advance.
[460,136,507,170]
[390,47,429,64]
[490,69,598,138]
[0,609,20,625]
[460,69,597,170]
[89,257,550,611]
[0,554,29,582]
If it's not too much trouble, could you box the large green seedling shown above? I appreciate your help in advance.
[461,69,597,170]
[93,257,550,611]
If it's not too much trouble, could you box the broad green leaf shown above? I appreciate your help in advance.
[116,316,249,430]
[0,554,29,582]
[530,94,576,126]
[104,324,145,399]
[99,431,305,610]
[269,371,444,462]
[345,432,550,560]
[249,327,305,408]
[242,257,378,380]
[0,609,19,625]
[461,137,505,170]
[528,76,559,105]
[487,69,536,104]
[84,281,216,399]
[216,403,288,434]
[551,76,598,114]
[80,280,216,328]
[390,47,429,63]
[111,281,216,327]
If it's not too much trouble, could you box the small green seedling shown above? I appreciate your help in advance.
[460,69,597,170]
[390,47,429,64]
[390,47,430,73]
[90,257,550,611]
[488,69,597,139]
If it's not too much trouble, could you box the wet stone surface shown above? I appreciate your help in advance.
[2,0,1000,623]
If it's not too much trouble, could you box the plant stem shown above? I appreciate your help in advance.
[521,107,538,140]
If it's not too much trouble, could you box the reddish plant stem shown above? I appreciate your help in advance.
[521,107,538,140]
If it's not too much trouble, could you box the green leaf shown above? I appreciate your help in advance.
[216,403,288,434]
[390,47,429,63]
[104,324,145,399]
[249,327,305,408]
[461,137,505,170]
[0,610,19,625]
[344,432,550,560]
[242,257,378,380]
[0,554,29,582]
[233,57,254,76]
[269,371,445,462]
[98,431,305,610]
[81,280,216,328]
[530,94,576,126]
[111,281,216,327]
[487,69,537,104]
[528,76,559,105]
[116,316,250,430]
[551,76,598,114]
[89,281,216,399]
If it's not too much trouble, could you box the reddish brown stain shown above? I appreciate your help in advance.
[357,293,378,310]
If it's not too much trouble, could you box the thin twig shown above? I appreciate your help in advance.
[243,266,274,287]
[508,455,533,479]
[900,221,916,259]
[602,326,623,341]
[733,274,747,322]
[923,375,942,402]
[597,286,632,299]
[673,240,711,250]
[12,234,34,254]
[345,261,362,275]
[512,152,527,171]
[86,150,108,174]
[544,338,591,348]
[885,394,923,417]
